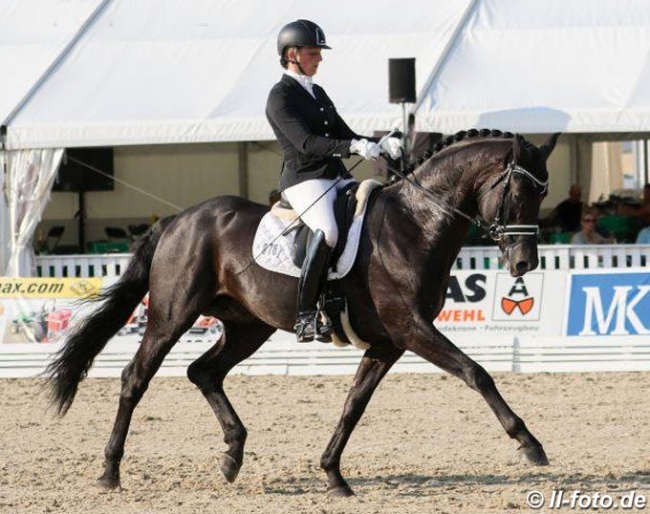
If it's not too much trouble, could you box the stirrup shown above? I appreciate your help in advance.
[315,319,333,343]
[294,313,317,343]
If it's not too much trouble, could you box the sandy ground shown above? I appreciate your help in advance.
[2,371,650,514]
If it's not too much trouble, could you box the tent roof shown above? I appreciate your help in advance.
[0,0,103,129]
[6,0,650,150]
[3,0,470,149]
[414,0,650,135]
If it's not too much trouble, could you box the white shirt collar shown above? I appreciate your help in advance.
[283,69,315,98]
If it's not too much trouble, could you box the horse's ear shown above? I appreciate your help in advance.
[539,133,561,161]
[511,134,521,164]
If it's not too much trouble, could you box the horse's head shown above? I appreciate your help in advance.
[477,133,560,277]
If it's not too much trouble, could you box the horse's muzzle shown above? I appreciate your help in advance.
[504,240,539,277]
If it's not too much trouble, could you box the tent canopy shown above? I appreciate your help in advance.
[4,0,650,150]
[2,0,471,149]
[414,0,650,135]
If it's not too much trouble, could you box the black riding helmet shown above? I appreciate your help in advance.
[277,19,331,66]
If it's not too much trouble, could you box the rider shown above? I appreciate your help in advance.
[265,19,402,343]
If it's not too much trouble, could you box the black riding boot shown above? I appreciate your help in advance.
[294,230,333,343]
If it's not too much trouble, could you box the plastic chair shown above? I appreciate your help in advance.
[46,226,65,253]
[549,232,573,244]
[128,223,149,240]
[105,226,129,241]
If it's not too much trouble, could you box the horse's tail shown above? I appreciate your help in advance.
[45,215,177,416]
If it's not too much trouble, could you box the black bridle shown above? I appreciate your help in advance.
[385,158,548,243]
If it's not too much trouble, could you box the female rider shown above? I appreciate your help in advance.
[265,19,402,342]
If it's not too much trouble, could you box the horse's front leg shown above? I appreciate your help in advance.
[405,322,548,466]
[321,345,404,497]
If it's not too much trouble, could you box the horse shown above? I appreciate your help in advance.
[45,129,560,497]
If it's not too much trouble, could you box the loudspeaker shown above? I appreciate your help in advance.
[388,58,416,104]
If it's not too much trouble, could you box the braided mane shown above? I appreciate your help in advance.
[389,128,529,180]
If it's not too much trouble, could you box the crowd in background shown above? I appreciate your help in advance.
[541,183,650,245]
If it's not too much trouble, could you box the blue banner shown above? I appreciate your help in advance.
[567,272,650,336]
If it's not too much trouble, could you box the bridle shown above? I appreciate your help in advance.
[484,162,548,241]
[385,157,548,243]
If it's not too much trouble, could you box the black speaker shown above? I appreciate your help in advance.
[52,147,114,192]
[389,58,416,104]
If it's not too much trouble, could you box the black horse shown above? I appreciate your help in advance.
[46,129,560,497]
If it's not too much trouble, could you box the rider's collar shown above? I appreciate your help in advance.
[284,70,315,98]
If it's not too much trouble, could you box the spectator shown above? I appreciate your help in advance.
[571,210,614,245]
[551,184,584,233]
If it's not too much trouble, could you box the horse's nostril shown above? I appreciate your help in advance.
[515,261,530,276]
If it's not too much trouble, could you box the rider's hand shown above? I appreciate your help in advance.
[350,139,381,160]
[380,137,403,160]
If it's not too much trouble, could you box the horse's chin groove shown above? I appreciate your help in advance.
[327,485,355,498]
[220,453,241,483]
[517,445,550,466]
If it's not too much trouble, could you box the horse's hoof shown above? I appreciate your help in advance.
[517,445,549,466]
[219,453,241,483]
[96,474,121,490]
[327,484,355,498]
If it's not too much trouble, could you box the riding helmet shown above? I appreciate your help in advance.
[277,19,331,57]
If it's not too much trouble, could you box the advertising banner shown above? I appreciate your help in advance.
[0,277,102,344]
[565,269,650,336]
[0,277,222,344]
[435,270,566,336]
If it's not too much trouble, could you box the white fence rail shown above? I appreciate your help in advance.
[35,244,650,278]
[14,245,650,379]
[3,333,650,379]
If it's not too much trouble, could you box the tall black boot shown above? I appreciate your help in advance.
[294,230,332,342]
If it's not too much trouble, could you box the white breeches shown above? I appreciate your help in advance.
[283,177,357,248]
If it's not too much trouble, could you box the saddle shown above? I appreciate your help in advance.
[274,181,358,271]
[260,180,381,349]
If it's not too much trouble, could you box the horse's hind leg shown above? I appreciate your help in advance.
[406,324,548,466]
[98,283,211,488]
[187,320,276,484]
[321,345,404,497]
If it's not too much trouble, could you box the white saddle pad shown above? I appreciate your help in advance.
[252,180,381,279]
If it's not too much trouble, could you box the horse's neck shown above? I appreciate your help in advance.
[406,159,482,231]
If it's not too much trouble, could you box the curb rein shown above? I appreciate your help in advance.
[385,158,548,243]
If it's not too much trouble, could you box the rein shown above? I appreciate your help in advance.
[385,159,548,242]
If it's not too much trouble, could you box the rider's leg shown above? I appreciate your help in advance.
[294,229,332,342]
[284,179,348,342]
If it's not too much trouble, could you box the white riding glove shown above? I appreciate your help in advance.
[380,137,403,160]
[350,138,381,160]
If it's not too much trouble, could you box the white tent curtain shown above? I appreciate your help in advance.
[0,151,10,273]
[5,148,64,277]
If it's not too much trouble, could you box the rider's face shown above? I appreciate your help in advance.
[289,46,323,76]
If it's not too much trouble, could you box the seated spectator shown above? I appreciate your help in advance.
[549,184,584,233]
[618,183,650,225]
[571,211,614,245]
[636,226,650,244]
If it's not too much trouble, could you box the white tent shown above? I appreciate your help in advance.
[2,0,470,149]
[415,0,650,136]
[0,0,471,274]
[2,0,650,274]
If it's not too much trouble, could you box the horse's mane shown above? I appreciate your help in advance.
[387,128,534,182]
